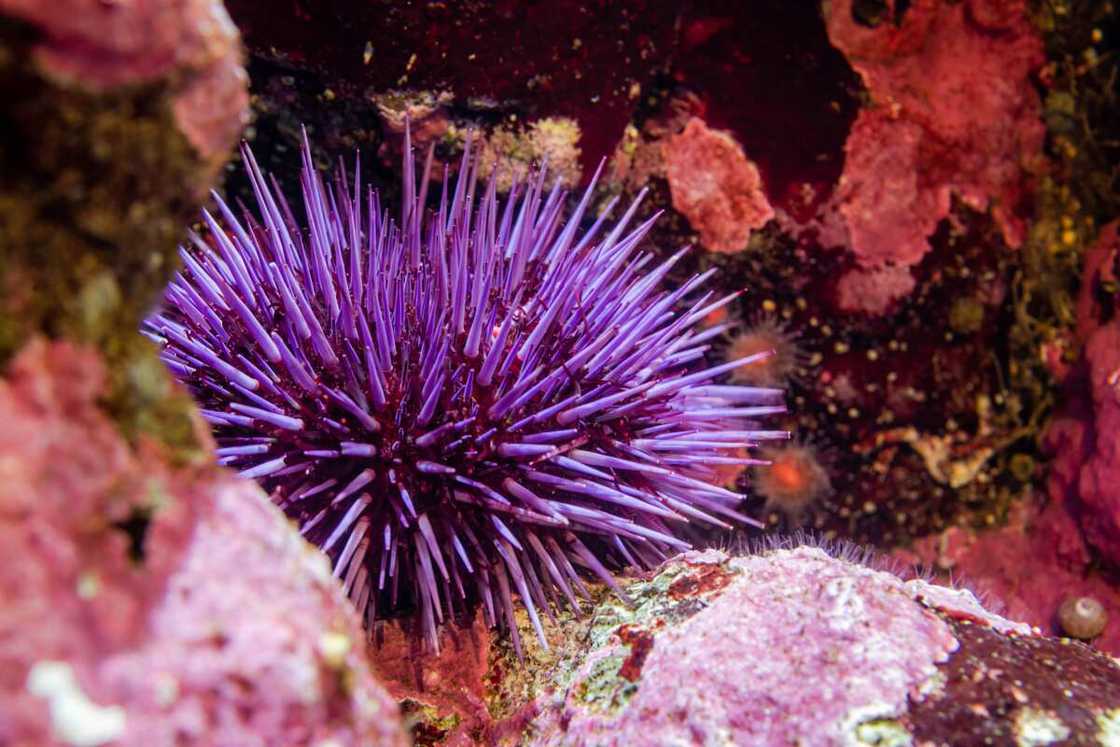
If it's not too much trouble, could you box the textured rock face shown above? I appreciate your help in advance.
[824,0,1045,271]
[833,263,916,316]
[474,547,1120,746]
[1046,221,1120,570]
[524,547,959,745]
[664,117,774,253]
[0,340,406,747]
[0,0,248,161]
[0,0,249,452]
[897,499,1120,655]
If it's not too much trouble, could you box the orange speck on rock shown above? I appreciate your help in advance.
[703,305,730,328]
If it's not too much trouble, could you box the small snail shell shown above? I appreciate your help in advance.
[1058,596,1108,640]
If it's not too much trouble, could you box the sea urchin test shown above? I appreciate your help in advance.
[144,129,788,654]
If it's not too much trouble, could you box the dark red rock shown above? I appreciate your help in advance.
[669,1,861,216]
[897,498,1120,655]
[904,618,1120,745]
[223,0,679,176]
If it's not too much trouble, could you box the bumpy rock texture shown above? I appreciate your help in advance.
[1046,221,1120,571]
[481,546,1120,743]
[825,0,1045,270]
[663,117,774,253]
[897,498,1120,655]
[0,4,412,743]
[388,547,1119,745]
[0,340,406,746]
[0,0,249,452]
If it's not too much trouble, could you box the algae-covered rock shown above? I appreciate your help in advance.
[0,0,249,454]
[466,546,1120,746]
[0,340,407,746]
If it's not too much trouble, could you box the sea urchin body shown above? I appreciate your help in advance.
[144,130,787,653]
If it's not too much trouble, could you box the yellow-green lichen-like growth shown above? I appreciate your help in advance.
[0,2,248,457]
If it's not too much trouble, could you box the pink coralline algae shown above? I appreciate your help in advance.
[664,117,774,253]
[834,263,917,315]
[0,340,405,747]
[896,499,1120,655]
[519,545,1084,746]
[1046,221,1120,570]
[0,0,249,166]
[825,0,1046,269]
[1054,321,1120,567]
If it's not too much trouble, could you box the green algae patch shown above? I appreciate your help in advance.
[0,20,233,459]
[486,554,744,727]
[400,699,463,746]
[574,652,636,714]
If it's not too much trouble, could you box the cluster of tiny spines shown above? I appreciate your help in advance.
[144,128,788,655]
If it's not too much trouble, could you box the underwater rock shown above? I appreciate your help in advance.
[0,340,406,746]
[370,615,496,746]
[825,0,1045,269]
[485,547,1119,746]
[0,0,248,188]
[1072,320,1120,568]
[898,498,1120,655]
[0,0,249,452]
[663,117,774,254]
[224,0,678,176]
[1046,221,1120,570]
[1070,322,1120,566]
[834,263,916,316]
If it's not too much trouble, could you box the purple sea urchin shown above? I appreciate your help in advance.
[144,130,787,653]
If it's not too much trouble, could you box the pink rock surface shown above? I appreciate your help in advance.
[511,546,1120,745]
[664,117,774,253]
[825,0,1045,268]
[526,547,963,745]
[1046,221,1120,570]
[834,262,916,315]
[0,0,249,163]
[896,498,1120,654]
[0,340,405,746]
[1075,323,1120,567]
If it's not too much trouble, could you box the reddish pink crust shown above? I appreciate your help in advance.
[0,340,406,746]
[1072,322,1120,568]
[834,263,916,315]
[0,0,249,162]
[1044,222,1120,574]
[664,117,774,254]
[898,498,1120,655]
[825,0,1045,268]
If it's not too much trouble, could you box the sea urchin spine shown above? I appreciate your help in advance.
[145,129,787,653]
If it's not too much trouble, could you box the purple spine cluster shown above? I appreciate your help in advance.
[144,130,787,653]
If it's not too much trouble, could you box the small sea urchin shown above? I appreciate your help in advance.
[145,130,787,652]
